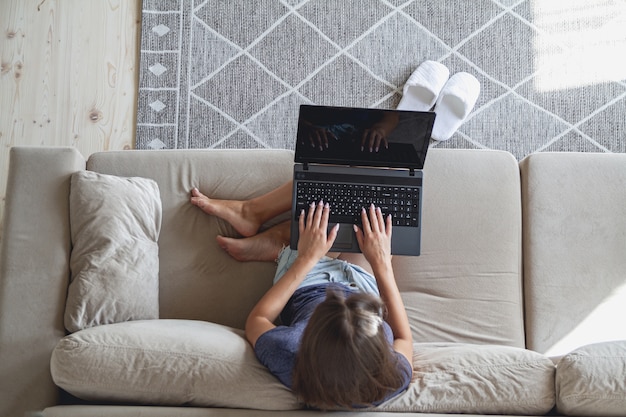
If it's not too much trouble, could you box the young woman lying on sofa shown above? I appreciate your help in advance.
[190,182,413,410]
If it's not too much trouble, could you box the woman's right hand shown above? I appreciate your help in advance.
[353,204,393,270]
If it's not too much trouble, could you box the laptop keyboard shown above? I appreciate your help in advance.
[295,181,420,227]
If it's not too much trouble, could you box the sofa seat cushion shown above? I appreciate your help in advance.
[395,149,525,348]
[520,152,626,357]
[556,340,626,416]
[50,319,301,410]
[65,171,162,332]
[376,343,555,415]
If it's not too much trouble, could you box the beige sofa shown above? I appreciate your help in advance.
[1,146,625,417]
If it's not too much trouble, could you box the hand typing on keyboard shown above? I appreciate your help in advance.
[295,182,420,228]
[296,201,339,261]
[353,204,393,268]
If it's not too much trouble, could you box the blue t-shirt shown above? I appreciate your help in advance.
[254,283,412,405]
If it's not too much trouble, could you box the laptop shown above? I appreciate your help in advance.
[289,105,435,256]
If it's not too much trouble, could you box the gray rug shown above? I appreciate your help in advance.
[136,0,626,160]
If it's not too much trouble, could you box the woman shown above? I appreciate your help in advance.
[191,183,413,409]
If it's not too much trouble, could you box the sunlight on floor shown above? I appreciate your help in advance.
[545,282,626,357]
[532,0,626,92]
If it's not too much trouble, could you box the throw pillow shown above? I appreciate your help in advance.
[51,319,301,410]
[556,340,626,416]
[374,343,556,414]
[64,171,161,332]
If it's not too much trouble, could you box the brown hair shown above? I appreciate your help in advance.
[292,288,406,410]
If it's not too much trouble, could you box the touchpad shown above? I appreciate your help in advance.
[330,224,353,249]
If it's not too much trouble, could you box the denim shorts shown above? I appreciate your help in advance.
[274,247,380,296]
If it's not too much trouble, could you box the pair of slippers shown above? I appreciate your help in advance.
[397,61,480,142]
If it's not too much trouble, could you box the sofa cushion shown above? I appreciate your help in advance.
[87,149,294,329]
[394,149,525,348]
[520,152,626,357]
[65,171,162,332]
[50,319,301,410]
[52,325,556,414]
[556,341,626,416]
[375,343,555,415]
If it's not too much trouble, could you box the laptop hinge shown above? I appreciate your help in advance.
[303,163,309,171]
[409,168,415,176]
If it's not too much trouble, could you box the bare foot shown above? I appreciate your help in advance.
[190,188,261,237]
[216,221,290,262]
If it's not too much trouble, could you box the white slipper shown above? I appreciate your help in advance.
[397,61,450,111]
[431,72,480,141]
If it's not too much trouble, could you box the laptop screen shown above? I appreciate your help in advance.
[294,105,435,170]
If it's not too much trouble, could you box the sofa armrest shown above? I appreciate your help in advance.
[0,147,85,417]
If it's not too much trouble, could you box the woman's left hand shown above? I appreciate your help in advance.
[297,201,338,262]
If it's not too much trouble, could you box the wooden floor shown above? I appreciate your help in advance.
[0,0,141,239]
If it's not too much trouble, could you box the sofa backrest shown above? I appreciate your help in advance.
[88,148,525,348]
[521,152,626,357]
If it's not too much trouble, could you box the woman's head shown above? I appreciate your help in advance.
[292,287,405,409]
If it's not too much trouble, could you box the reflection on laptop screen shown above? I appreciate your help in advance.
[295,105,435,170]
